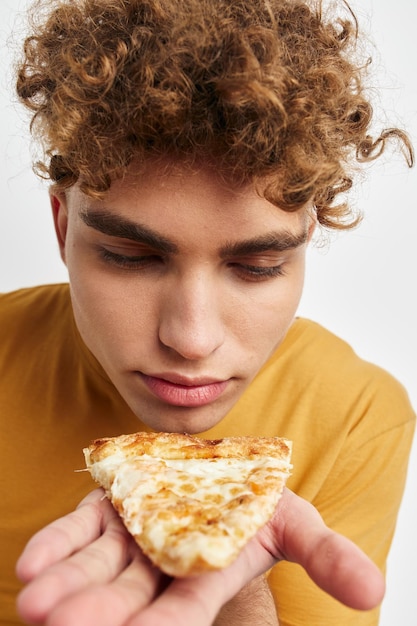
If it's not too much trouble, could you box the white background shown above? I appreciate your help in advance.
[1,1,416,623]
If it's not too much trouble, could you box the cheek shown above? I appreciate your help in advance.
[238,267,305,349]
[228,282,302,356]
[65,233,147,337]
[68,264,154,359]
[239,264,305,322]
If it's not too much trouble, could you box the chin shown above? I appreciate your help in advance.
[134,403,228,435]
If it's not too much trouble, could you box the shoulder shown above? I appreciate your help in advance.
[269,317,414,425]
[0,283,72,350]
[0,283,70,322]
[282,317,360,361]
[280,317,394,382]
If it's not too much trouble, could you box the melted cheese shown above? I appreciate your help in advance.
[84,434,292,576]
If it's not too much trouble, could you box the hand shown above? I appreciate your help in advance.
[16,488,385,626]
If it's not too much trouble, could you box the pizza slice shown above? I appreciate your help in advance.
[83,431,292,577]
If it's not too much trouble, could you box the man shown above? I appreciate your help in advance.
[0,0,414,624]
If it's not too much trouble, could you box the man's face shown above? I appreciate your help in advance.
[52,160,313,433]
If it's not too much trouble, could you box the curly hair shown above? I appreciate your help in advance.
[16,0,413,229]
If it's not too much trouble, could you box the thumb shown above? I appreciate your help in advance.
[261,489,386,610]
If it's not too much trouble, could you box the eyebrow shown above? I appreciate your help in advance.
[79,209,178,254]
[80,209,308,256]
[219,229,309,257]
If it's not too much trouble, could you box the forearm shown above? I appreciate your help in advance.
[214,575,278,626]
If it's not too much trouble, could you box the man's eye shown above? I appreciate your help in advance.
[99,248,164,269]
[232,263,286,282]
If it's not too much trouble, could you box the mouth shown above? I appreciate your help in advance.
[139,373,230,407]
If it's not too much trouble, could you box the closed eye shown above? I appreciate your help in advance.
[230,262,286,282]
[99,247,165,270]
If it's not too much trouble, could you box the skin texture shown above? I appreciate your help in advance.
[214,576,279,626]
[13,175,390,626]
[16,488,385,626]
[14,160,387,626]
[51,159,313,434]
[9,1,413,623]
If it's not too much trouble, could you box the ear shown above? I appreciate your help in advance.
[306,209,317,243]
[307,219,316,242]
[50,190,69,264]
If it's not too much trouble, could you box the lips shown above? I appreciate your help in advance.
[140,373,229,407]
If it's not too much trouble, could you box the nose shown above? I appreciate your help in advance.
[158,271,225,360]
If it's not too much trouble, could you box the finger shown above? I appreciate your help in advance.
[44,553,163,626]
[124,540,274,626]
[16,489,112,582]
[303,528,386,610]
[125,574,222,626]
[24,513,274,626]
[16,511,134,625]
[260,489,386,610]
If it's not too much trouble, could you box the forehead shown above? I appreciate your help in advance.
[69,159,311,240]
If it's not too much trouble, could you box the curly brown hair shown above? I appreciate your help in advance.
[16,0,413,229]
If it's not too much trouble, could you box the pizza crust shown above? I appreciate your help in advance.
[84,432,292,577]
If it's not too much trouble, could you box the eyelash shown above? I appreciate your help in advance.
[232,263,286,282]
[99,249,286,281]
[99,249,163,269]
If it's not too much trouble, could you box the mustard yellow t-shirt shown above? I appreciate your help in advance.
[0,284,414,625]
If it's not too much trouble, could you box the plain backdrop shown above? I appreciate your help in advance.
[1,1,416,624]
